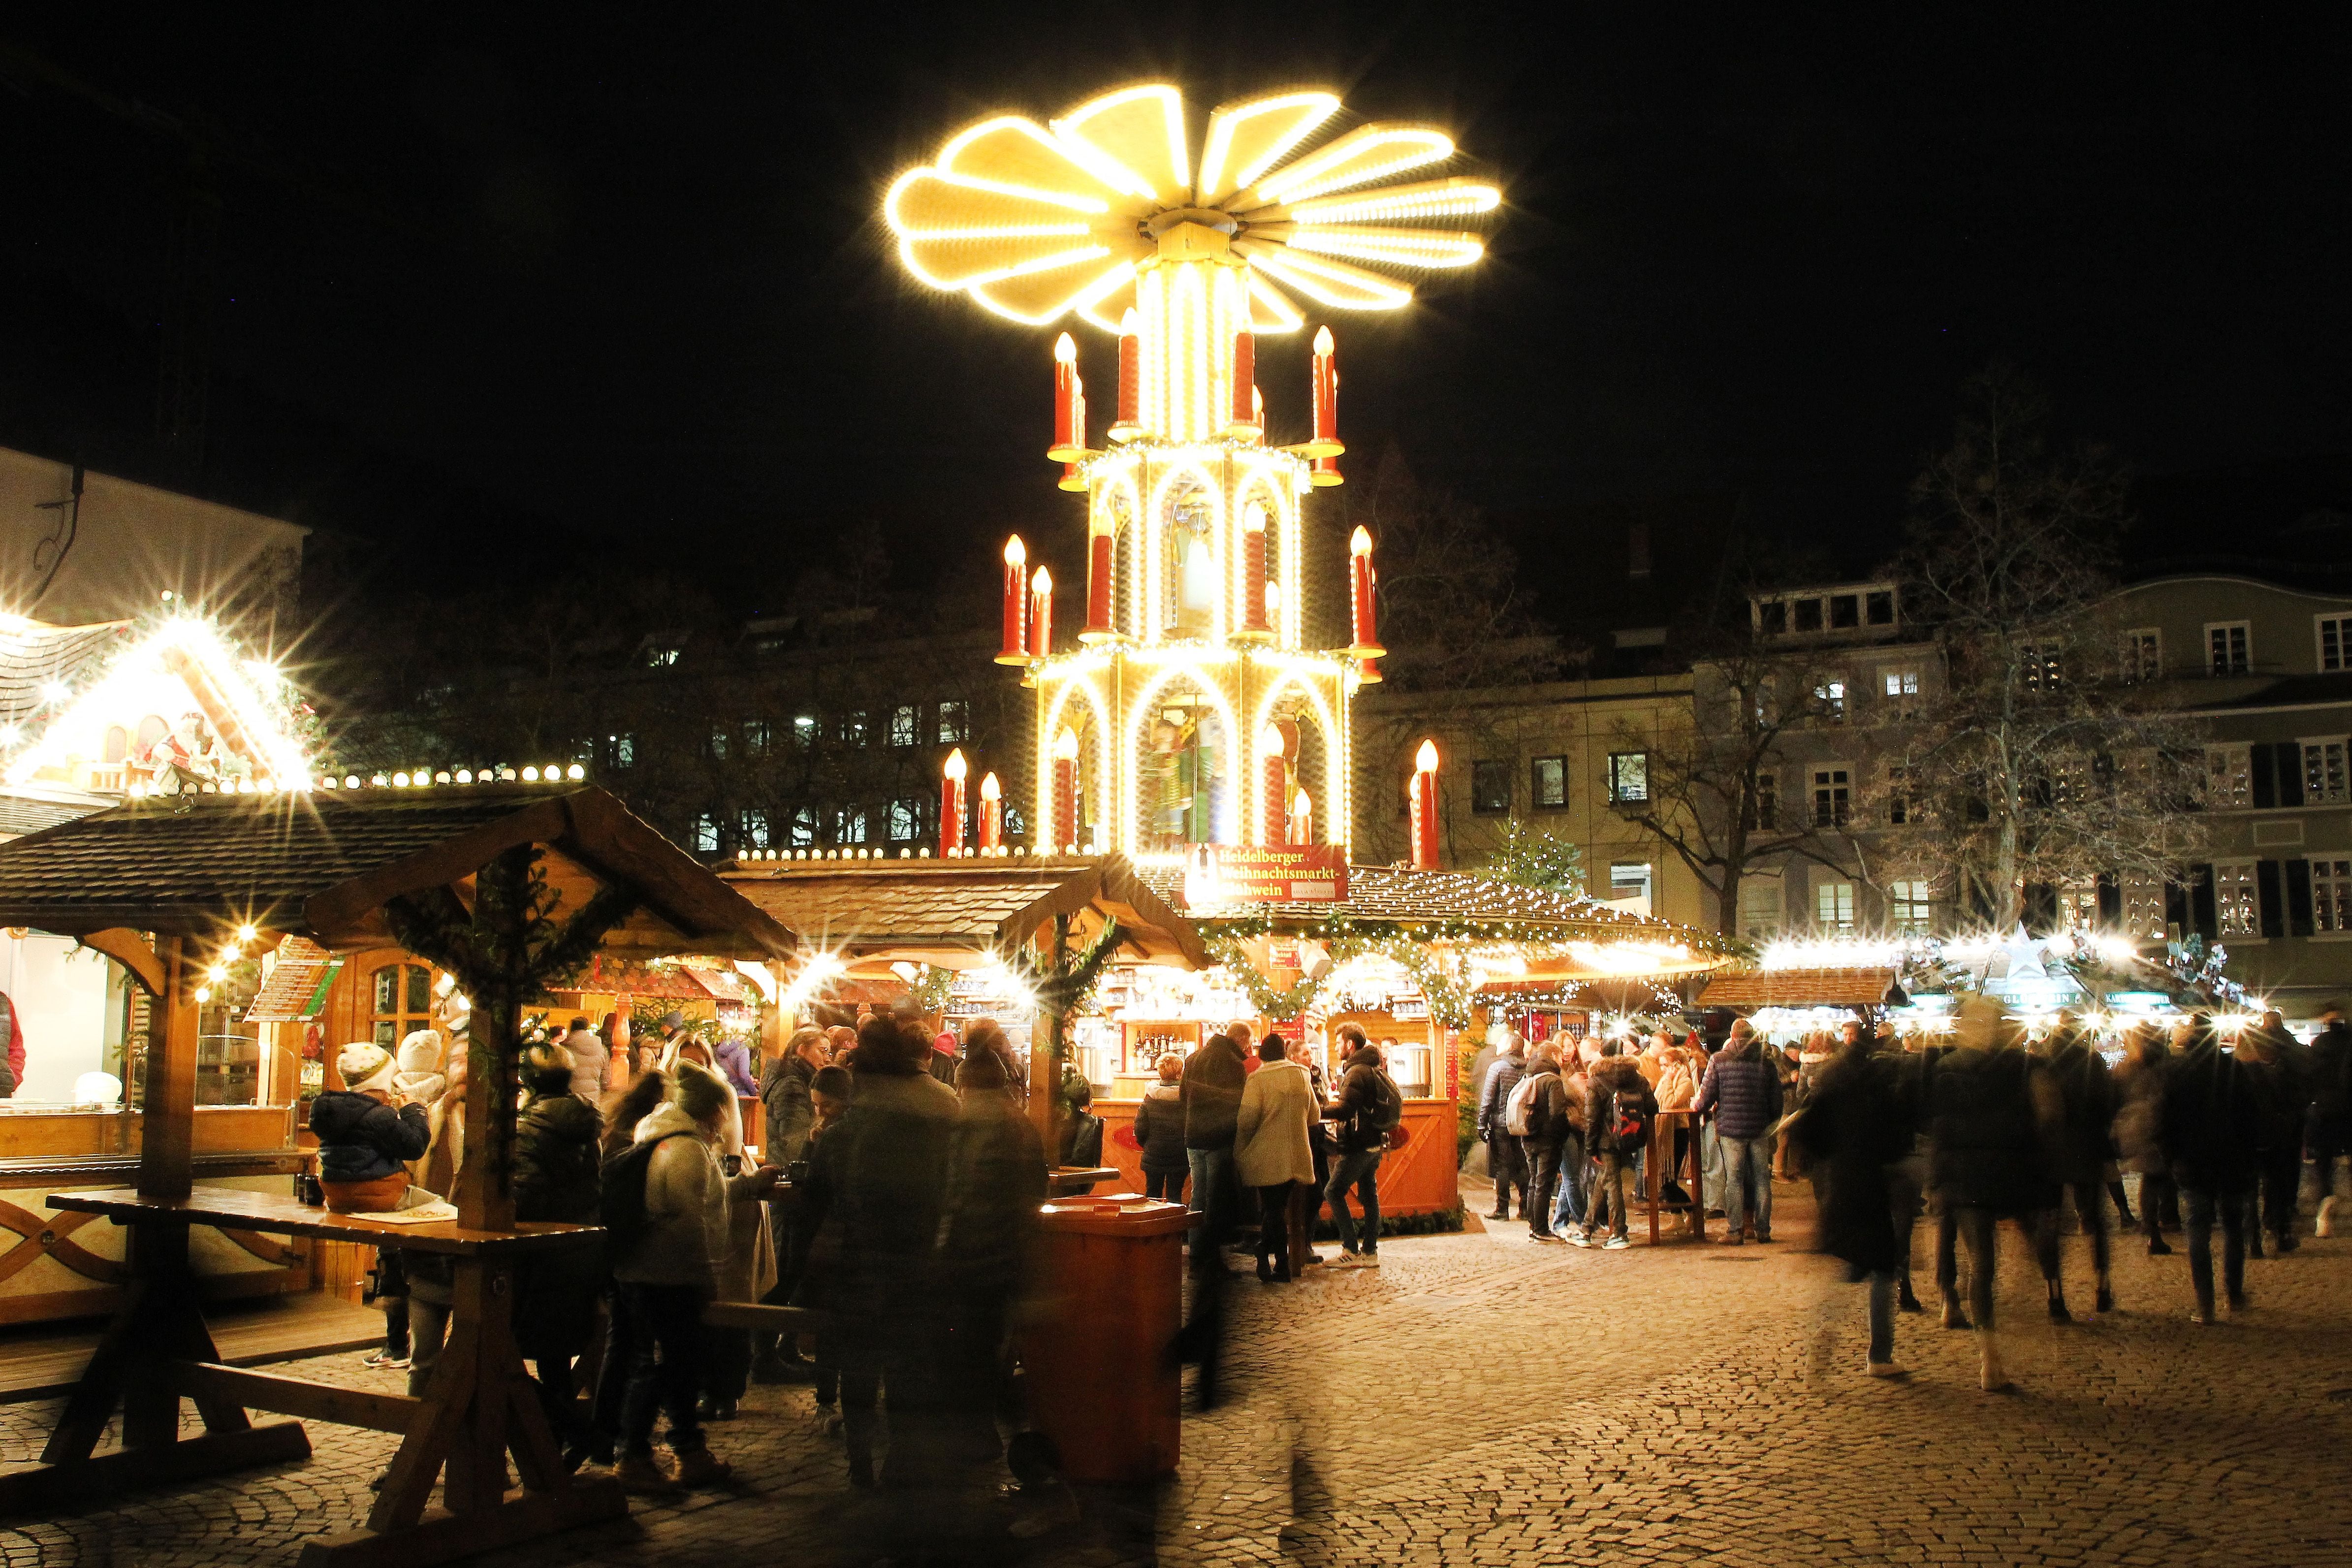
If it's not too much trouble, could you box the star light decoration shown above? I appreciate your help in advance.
[884,84,1500,331]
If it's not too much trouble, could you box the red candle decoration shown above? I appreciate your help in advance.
[1049,332,1082,460]
[1029,565,1054,657]
[1348,527,1381,651]
[941,748,968,857]
[978,771,1003,853]
[1311,325,1340,449]
[1051,728,1079,852]
[1241,505,1270,633]
[1290,786,1312,846]
[1084,521,1114,638]
[1264,578,1283,641]
[997,535,1029,663]
[1230,330,1256,429]
[1260,726,1290,846]
[1409,739,1440,870]
[1113,309,1141,438]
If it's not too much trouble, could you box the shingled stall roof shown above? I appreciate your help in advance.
[0,784,795,961]
[1699,967,1901,1008]
[720,854,1204,974]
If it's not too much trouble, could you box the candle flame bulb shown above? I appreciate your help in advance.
[1055,332,1077,364]
[1005,535,1026,566]
[980,771,1001,801]
[1314,325,1334,357]
[1416,738,1440,773]
[944,747,967,781]
[1054,727,1079,760]
[1350,526,1373,556]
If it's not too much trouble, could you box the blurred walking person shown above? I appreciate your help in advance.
[2162,1014,2263,1323]
[2310,1003,2352,1236]
[2034,1013,2120,1314]
[940,1048,1047,1466]
[2111,1024,2174,1253]
[2233,1012,2308,1255]
[1792,1020,1923,1376]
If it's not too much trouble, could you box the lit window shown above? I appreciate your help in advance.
[1814,679,1846,721]
[890,706,920,747]
[2058,882,2098,933]
[2121,629,2161,683]
[2020,643,2064,690]
[606,733,635,769]
[938,701,970,744]
[791,807,817,847]
[1881,668,1921,719]
[2206,745,2252,810]
[741,810,770,849]
[2208,622,2251,676]
[2124,877,2167,941]
[2305,738,2350,805]
[743,721,772,754]
[368,962,433,1052]
[644,643,681,668]
[1607,751,1648,804]
[2320,615,2352,673]
[708,729,729,761]
[1471,759,1511,815]
[1738,877,1781,938]
[841,711,868,747]
[837,805,868,844]
[888,797,922,841]
[1609,863,1653,913]
[1815,880,1855,933]
[1889,879,1931,936]
[694,814,720,854]
[1812,767,1851,829]
[2312,858,2352,933]
[1530,755,1567,810]
[1748,771,1778,832]
[793,715,818,750]
[1003,803,1026,840]
[2215,861,2259,938]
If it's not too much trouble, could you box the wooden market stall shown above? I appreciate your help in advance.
[0,782,796,1565]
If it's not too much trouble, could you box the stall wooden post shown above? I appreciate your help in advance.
[139,935,202,1201]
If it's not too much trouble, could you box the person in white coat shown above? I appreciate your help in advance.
[1234,1034,1316,1282]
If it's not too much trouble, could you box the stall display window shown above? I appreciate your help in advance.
[370,962,434,1051]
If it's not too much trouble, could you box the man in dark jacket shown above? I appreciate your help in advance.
[2162,1017,2262,1323]
[1693,1020,1783,1244]
[1130,1053,1191,1201]
[1791,1031,1922,1376]
[1576,1045,1656,1250]
[1516,1047,1574,1242]
[2034,1017,2121,1313]
[1325,1029,1394,1266]
[2310,1003,2352,1238]
[1181,1030,1249,1265]
[2238,1010,2310,1255]
[1477,1034,1530,1221]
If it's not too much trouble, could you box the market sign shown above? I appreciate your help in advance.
[1181,845,1348,908]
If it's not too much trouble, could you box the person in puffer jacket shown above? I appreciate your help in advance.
[609,1066,766,1492]
[1131,1054,1190,1202]
[1693,1021,1783,1243]
[511,1043,603,1455]
[310,1042,432,1213]
[1578,1046,1657,1249]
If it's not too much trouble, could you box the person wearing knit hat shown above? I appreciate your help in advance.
[309,1042,434,1214]
[391,1030,447,1109]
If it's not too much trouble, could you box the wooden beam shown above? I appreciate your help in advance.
[699,1300,827,1335]
[171,1362,420,1434]
[0,1422,310,1514]
[78,928,164,997]
[137,936,199,1200]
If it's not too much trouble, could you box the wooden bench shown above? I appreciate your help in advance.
[0,1187,621,1568]
[1644,1109,1710,1244]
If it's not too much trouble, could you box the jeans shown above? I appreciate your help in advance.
[1327,1148,1383,1254]
[1254,1182,1295,1278]
[1720,1135,1773,1238]
[2138,1173,2177,1240]
[2183,1184,2248,1316]
[1143,1166,1187,1203]
[1867,1270,1897,1364]
[616,1281,708,1455]
[2257,1147,2302,1242]
[2037,1180,2111,1288]
[1700,1123,1725,1214]
[1487,1133,1530,1217]
[1521,1135,1565,1236]
[1935,1205,1999,1329]
[1187,1147,1237,1262]
[1888,1153,1926,1298]
[1551,1133,1588,1231]
[1589,1152,1633,1239]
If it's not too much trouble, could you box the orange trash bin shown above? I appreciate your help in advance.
[1020,1195,1191,1484]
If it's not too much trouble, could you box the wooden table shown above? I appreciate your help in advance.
[1048,1165,1120,1198]
[0,1187,622,1568]
[1644,1109,1709,1245]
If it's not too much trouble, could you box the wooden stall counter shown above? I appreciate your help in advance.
[1092,1098,1461,1219]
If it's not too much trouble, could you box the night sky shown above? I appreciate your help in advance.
[0,6,2346,612]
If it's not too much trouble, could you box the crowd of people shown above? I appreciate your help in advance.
[1468,998,2352,1390]
[307,1003,1064,1504]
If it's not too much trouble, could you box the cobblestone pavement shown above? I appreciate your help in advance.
[5,1179,2350,1567]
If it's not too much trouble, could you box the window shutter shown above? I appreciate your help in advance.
[2277,742,2306,807]
[2097,874,2122,923]
[2164,880,2190,937]
[2251,744,2277,809]
[2286,858,2316,937]
[2191,865,2218,940]
[2257,861,2285,938]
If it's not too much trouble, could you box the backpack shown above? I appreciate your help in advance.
[1370,1069,1404,1132]
[1608,1085,1645,1146]
[598,1131,691,1263]
[1504,1073,1543,1138]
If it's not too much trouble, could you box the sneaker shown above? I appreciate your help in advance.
[1566,1231,1591,1249]
[697,1397,738,1421]
[617,1452,684,1495]
[1865,1360,1904,1378]
[1752,1230,1774,1243]
[1603,1235,1630,1251]
[669,1445,734,1489]
[1328,1250,1365,1269]
[1717,1235,1746,1247]
[1358,1251,1380,1267]
[359,1349,411,1371]
[2146,1237,2173,1256]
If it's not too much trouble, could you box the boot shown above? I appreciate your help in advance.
[1976,1329,2007,1392]
[2094,1277,2114,1313]
[669,1444,734,1489]
[2046,1290,2072,1324]
[617,1451,683,1495]
[1898,1279,1925,1314]
[1939,1292,1971,1331]
[2319,1196,2337,1238]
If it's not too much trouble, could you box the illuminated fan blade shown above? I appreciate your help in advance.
[1052,84,1191,206]
[1253,124,1455,206]
[1195,91,1341,205]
